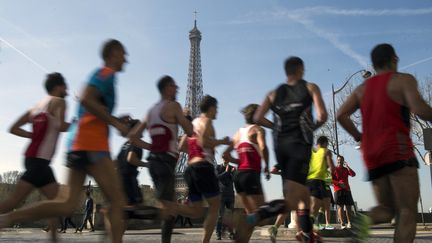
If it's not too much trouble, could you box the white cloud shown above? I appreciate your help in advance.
[269,9,369,68]
[401,56,432,70]
[287,6,432,17]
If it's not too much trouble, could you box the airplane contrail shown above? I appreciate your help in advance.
[0,36,49,73]
[400,56,432,70]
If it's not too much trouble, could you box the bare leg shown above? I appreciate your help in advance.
[87,157,126,243]
[1,170,86,225]
[369,176,396,224]
[202,196,221,243]
[389,167,419,243]
[322,198,331,225]
[337,206,345,226]
[345,205,352,225]
[283,180,310,211]
[0,179,34,213]
[310,196,322,218]
[274,213,287,228]
[39,182,60,242]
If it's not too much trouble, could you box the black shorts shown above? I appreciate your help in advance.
[274,139,311,185]
[120,170,143,205]
[147,153,177,201]
[66,151,111,170]
[306,179,327,200]
[368,157,419,181]
[234,170,263,195]
[21,158,57,188]
[184,161,220,202]
[334,190,354,206]
[324,185,333,200]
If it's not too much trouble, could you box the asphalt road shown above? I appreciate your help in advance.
[1,226,432,242]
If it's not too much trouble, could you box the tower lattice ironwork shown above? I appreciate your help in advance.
[174,16,204,197]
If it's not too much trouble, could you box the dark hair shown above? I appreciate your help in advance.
[241,104,259,124]
[200,95,218,113]
[44,72,65,93]
[86,191,91,197]
[157,75,175,93]
[371,43,396,69]
[337,155,345,162]
[101,39,124,61]
[317,136,328,146]
[284,56,304,76]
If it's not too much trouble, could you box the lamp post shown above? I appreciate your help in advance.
[332,70,372,156]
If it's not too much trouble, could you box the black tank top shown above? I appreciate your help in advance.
[271,80,314,145]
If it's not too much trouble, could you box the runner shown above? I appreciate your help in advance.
[128,75,193,243]
[249,56,327,243]
[174,95,230,243]
[116,118,147,207]
[332,155,356,229]
[2,72,69,242]
[337,43,432,242]
[222,103,270,242]
[0,39,130,243]
[305,136,335,230]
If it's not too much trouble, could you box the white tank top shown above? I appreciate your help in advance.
[25,96,61,161]
[146,100,179,158]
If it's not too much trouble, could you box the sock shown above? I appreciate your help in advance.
[297,209,312,234]
[161,216,175,243]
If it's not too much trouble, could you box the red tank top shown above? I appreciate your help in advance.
[360,72,415,171]
[187,135,206,161]
[235,125,261,171]
[187,117,214,162]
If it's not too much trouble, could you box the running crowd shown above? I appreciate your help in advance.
[1,39,431,243]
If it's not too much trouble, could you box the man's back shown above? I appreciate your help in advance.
[360,72,415,170]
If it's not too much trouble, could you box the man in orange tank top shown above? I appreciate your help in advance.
[338,43,432,243]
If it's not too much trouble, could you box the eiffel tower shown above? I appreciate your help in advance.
[175,14,204,198]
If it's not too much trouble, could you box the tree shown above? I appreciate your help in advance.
[1,170,23,184]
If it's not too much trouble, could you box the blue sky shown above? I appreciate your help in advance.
[1,0,432,211]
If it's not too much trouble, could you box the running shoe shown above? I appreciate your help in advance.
[324,224,335,230]
[349,213,371,243]
[295,231,323,243]
[268,225,278,243]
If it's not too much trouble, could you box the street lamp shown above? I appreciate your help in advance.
[332,69,372,156]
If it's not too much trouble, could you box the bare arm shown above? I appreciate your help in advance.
[200,119,230,149]
[253,92,274,128]
[325,150,335,173]
[222,144,239,164]
[128,120,151,150]
[126,151,148,167]
[222,132,239,164]
[256,126,270,179]
[402,75,432,121]
[170,102,193,136]
[80,85,128,136]
[308,83,328,128]
[178,134,188,153]
[336,86,362,142]
[9,111,32,138]
[51,98,70,132]
[345,162,356,177]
